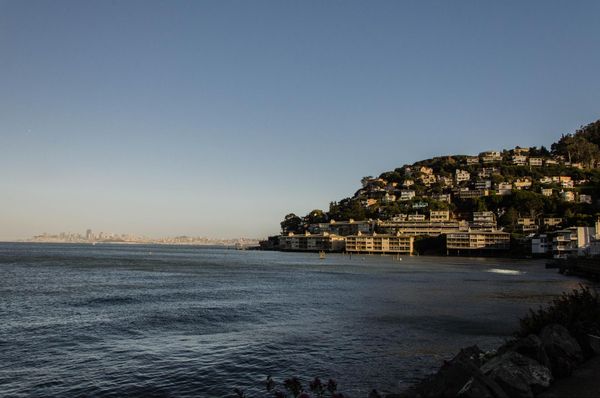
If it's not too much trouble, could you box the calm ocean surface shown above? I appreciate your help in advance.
[0,243,587,397]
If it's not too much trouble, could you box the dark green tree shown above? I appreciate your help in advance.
[280,213,303,234]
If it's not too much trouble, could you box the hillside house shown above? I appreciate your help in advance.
[399,190,416,201]
[466,156,479,165]
[430,210,450,222]
[517,217,538,232]
[512,155,527,165]
[579,194,592,204]
[543,218,563,228]
[541,188,553,197]
[514,178,532,190]
[529,157,543,167]
[561,191,575,202]
[455,169,471,183]
[497,182,513,195]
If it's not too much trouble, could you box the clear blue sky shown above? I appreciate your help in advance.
[1,0,599,239]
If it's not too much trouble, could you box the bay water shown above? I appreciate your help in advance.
[0,243,585,397]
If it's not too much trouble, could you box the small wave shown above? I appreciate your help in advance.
[486,268,523,275]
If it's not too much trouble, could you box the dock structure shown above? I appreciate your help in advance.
[551,258,600,280]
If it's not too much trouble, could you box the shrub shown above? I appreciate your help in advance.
[517,285,600,353]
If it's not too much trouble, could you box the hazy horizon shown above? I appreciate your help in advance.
[2,0,600,240]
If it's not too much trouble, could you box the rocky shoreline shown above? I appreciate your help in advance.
[381,287,600,398]
[384,325,597,398]
[234,286,599,398]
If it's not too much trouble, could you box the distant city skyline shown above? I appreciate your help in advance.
[2,1,600,240]
[25,228,258,244]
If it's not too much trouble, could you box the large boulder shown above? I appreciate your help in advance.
[498,334,550,368]
[401,346,508,398]
[480,351,553,398]
[540,324,584,378]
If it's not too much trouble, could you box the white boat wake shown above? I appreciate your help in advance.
[487,268,523,275]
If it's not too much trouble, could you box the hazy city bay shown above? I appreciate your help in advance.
[0,242,586,397]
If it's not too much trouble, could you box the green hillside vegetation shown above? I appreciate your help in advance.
[281,119,600,235]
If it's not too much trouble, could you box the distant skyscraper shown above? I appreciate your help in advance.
[86,229,93,241]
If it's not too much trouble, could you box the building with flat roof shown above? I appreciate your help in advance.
[518,217,538,232]
[430,210,450,222]
[279,232,346,252]
[446,231,510,254]
[552,227,596,258]
[345,232,414,254]
[531,234,551,256]
[529,157,543,167]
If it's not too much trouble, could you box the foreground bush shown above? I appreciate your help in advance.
[518,285,600,355]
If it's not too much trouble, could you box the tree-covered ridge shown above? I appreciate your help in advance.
[281,119,600,234]
[552,120,600,168]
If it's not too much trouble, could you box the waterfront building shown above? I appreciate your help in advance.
[545,159,558,166]
[278,232,346,252]
[445,231,510,254]
[589,240,600,257]
[345,232,413,254]
[531,234,551,255]
[552,227,596,258]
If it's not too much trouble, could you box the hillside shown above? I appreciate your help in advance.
[281,119,600,236]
